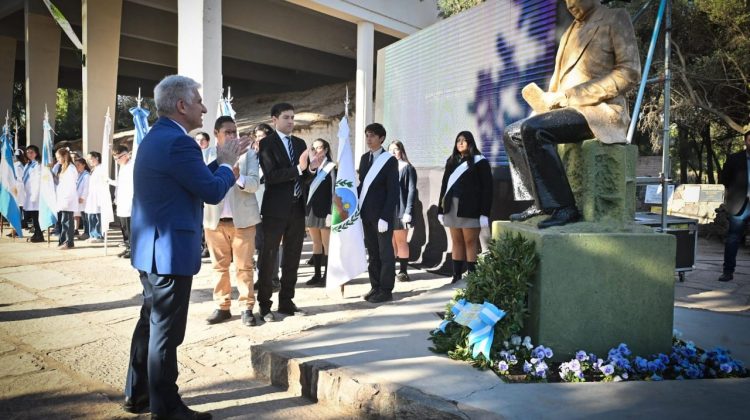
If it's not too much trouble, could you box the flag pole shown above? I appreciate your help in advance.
[340,87,350,297]
[136,87,142,108]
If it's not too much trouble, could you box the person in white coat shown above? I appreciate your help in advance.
[55,148,78,249]
[8,149,27,237]
[85,151,105,242]
[111,145,134,258]
[23,145,43,242]
[74,157,91,239]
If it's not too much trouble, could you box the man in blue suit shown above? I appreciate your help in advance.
[124,75,249,420]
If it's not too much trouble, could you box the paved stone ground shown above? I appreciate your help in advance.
[0,226,747,419]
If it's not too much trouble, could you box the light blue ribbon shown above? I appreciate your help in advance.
[466,302,506,360]
[438,298,470,333]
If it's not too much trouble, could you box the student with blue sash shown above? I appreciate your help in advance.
[304,139,336,287]
[437,131,493,283]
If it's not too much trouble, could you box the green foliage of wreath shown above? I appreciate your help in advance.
[331,209,360,233]
[429,232,538,369]
[336,179,354,188]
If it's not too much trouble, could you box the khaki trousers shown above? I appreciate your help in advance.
[205,221,256,311]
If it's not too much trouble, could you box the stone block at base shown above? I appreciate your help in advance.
[493,221,676,361]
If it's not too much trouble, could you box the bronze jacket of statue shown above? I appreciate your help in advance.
[549,6,641,144]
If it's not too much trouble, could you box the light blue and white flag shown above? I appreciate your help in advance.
[0,126,24,236]
[38,115,58,230]
[98,110,115,233]
[129,104,150,159]
[326,109,367,294]
[217,87,236,120]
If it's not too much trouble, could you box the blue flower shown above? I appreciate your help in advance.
[544,347,554,359]
[523,361,533,373]
[600,364,615,376]
[498,360,509,373]
[720,363,733,374]
[575,351,589,362]
[634,357,649,373]
[617,343,632,356]
[569,359,581,372]
[658,353,670,364]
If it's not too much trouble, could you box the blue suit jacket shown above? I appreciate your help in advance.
[131,117,235,276]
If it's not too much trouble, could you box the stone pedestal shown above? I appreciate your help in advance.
[559,140,637,225]
[493,221,676,361]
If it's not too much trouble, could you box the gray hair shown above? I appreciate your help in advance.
[154,75,201,116]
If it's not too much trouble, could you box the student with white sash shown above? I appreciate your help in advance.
[437,131,493,283]
[85,152,105,242]
[304,139,336,287]
[358,123,400,303]
[55,148,78,250]
[23,145,44,242]
[73,157,91,240]
[388,140,418,282]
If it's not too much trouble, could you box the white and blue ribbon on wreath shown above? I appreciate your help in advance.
[467,302,506,359]
[436,299,506,360]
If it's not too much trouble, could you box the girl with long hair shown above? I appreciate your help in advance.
[388,140,418,282]
[304,139,336,287]
[55,148,78,249]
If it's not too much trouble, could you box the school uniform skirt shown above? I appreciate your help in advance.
[305,207,329,229]
[443,197,480,228]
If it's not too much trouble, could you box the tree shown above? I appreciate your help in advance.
[429,0,485,18]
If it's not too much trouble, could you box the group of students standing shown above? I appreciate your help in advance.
[195,104,493,328]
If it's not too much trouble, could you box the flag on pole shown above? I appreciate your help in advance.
[98,109,115,234]
[38,112,58,230]
[42,0,83,51]
[326,98,367,294]
[129,102,150,159]
[0,125,23,237]
[217,87,236,120]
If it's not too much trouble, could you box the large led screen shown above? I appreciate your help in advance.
[380,0,558,167]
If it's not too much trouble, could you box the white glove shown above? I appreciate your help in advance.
[437,214,444,225]
[401,214,412,224]
[377,219,388,233]
[480,215,489,228]
[325,214,332,227]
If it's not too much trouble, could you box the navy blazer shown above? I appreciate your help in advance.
[438,155,493,218]
[131,117,235,276]
[357,149,399,223]
[258,131,311,219]
[395,163,417,219]
[304,164,336,218]
[720,150,749,216]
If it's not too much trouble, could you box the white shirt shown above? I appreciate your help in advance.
[276,129,303,175]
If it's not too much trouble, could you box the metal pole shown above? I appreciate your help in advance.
[659,0,672,232]
[627,0,668,144]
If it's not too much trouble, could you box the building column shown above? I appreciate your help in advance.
[355,21,374,162]
[178,0,221,139]
[24,9,60,149]
[82,0,123,154]
[0,36,16,121]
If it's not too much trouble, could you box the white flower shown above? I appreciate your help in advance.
[511,335,522,346]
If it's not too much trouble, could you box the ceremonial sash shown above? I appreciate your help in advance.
[445,155,486,197]
[307,160,336,205]
[23,161,37,184]
[358,152,395,209]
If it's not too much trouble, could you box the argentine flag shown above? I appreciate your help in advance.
[38,117,58,230]
[0,129,23,236]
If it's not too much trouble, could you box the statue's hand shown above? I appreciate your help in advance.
[542,91,568,110]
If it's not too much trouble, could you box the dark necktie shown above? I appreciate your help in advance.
[286,136,301,198]
[368,152,373,167]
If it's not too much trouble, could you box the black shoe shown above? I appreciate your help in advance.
[306,256,314,265]
[362,288,377,301]
[367,290,393,303]
[305,274,325,287]
[260,309,276,323]
[151,404,211,420]
[78,234,90,241]
[29,235,45,243]
[277,301,306,316]
[718,272,734,282]
[241,310,257,327]
[118,249,131,258]
[396,272,411,282]
[537,206,580,229]
[205,309,231,325]
[123,395,150,414]
[510,205,544,222]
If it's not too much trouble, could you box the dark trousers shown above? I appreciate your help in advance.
[504,108,594,210]
[120,216,131,247]
[723,201,750,274]
[59,211,74,246]
[255,221,281,281]
[362,218,395,292]
[125,271,193,416]
[26,210,43,238]
[81,211,89,236]
[257,201,305,312]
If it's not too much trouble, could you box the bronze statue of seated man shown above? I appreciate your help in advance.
[505,0,641,228]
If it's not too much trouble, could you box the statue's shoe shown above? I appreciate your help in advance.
[537,206,580,229]
[510,205,544,222]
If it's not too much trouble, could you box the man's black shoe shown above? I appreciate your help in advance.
[205,309,231,325]
[151,404,211,420]
[367,290,393,303]
[29,236,45,243]
[510,205,544,222]
[396,272,411,282]
[241,310,257,327]
[260,310,276,323]
[118,249,131,258]
[537,206,580,229]
[362,288,377,301]
[277,301,306,316]
[123,395,150,414]
[718,272,734,282]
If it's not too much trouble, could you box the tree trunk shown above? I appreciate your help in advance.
[701,124,716,184]
[677,124,690,184]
